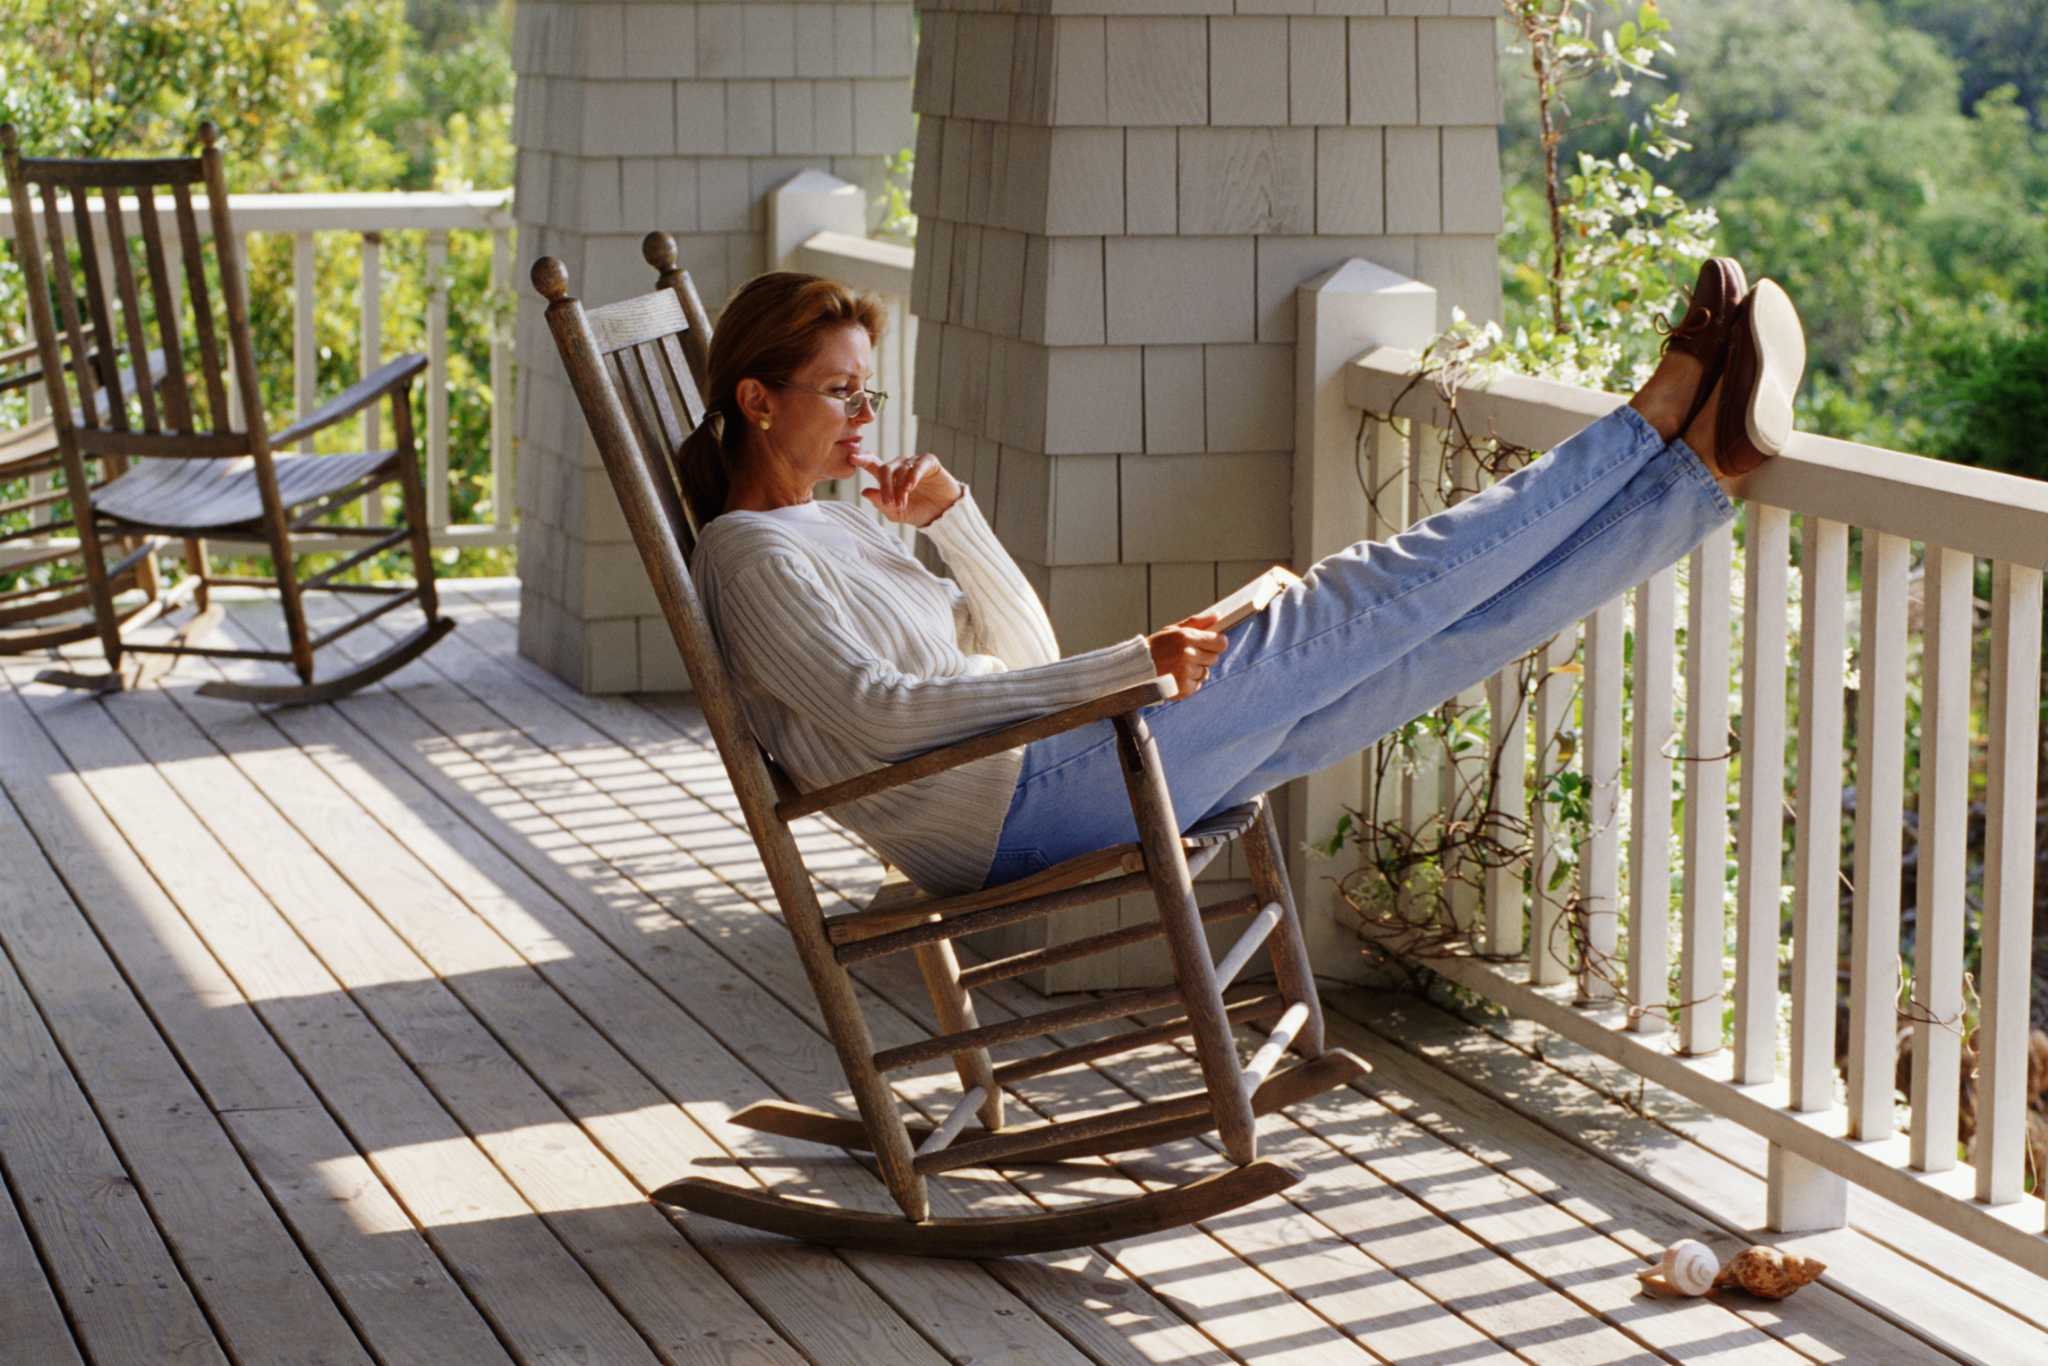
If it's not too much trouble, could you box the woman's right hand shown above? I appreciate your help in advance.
[1148,613,1228,698]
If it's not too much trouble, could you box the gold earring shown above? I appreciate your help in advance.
[760,417,771,431]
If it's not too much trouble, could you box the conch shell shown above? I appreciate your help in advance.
[1713,1245,1827,1299]
[1635,1239,1719,1297]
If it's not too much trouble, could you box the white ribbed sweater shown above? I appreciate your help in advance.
[690,491,1157,893]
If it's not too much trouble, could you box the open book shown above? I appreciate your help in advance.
[1194,564,1302,633]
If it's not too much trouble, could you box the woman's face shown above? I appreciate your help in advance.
[755,323,876,489]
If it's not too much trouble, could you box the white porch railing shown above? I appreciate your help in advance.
[1305,263,2048,1276]
[0,190,516,568]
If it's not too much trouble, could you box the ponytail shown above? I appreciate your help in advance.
[676,405,735,526]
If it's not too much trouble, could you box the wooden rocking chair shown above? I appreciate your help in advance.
[0,341,173,653]
[2,122,452,702]
[531,245,1368,1257]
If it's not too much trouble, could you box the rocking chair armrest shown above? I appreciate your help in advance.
[273,351,429,448]
[775,675,1175,821]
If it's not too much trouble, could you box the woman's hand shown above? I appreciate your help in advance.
[1148,612,1228,699]
[854,453,963,527]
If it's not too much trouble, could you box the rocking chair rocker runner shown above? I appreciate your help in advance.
[533,238,1366,1258]
[2,123,453,702]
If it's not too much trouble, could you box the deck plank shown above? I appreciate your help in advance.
[0,798,227,1366]
[0,1135,83,1366]
[0,787,375,1366]
[0,681,514,1366]
[216,600,1105,1366]
[12,673,665,1366]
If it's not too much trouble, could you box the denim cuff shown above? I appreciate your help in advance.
[1665,433,1737,520]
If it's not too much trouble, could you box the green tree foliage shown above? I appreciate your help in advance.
[1498,0,2048,477]
[1880,0,2048,131]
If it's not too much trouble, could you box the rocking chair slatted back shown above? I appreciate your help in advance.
[534,239,1359,1253]
[7,136,259,451]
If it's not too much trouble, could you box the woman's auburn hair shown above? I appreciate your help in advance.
[678,271,886,525]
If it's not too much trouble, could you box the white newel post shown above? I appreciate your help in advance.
[1290,262,1438,979]
[511,0,914,692]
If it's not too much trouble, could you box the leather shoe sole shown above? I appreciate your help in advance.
[1714,278,1805,477]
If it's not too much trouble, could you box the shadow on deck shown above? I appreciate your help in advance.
[0,580,2037,1365]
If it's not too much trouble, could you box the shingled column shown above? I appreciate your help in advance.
[511,1,914,690]
[908,0,1505,986]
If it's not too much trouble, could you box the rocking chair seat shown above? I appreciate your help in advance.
[93,449,399,534]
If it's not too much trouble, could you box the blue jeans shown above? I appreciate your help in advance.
[984,404,1736,887]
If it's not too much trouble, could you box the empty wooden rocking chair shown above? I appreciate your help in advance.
[2,122,452,702]
[532,251,1367,1258]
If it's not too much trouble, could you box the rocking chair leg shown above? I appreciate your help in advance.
[67,477,126,673]
[1112,713,1260,1166]
[1245,799,1325,1059]
[183,537,210,611]
[390,395,441,624]
[912,939,1004,1131]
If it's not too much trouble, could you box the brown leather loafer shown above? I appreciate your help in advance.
[1660,257,1747,434]
[1712,278,1806,477]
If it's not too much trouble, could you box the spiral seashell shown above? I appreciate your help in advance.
[1657,1239,1720,1296]
[1713,1245,1826,1299]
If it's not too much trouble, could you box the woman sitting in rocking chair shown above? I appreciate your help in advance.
[682,260,1804,897]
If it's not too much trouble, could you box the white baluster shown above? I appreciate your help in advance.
[1976,560,2041,1205]
[1484,656,1528,960]
[1628,566,1677,1032]
[1578,593,1624,1003]
[1365,410,1411,852]
[491,226,512,532]
[426,230,451,534]
[1399,422,1450,922]
[1442,440,1485,935]
[1679,521,1732,1055]
[1909,544,1972,1172]
[1849,530,1910,1139]
[360,233,383,523]
[1529,627,1578,986]
[293,230,316,452]
[1791,517,1849,1108]
[1735,503,1791,1080]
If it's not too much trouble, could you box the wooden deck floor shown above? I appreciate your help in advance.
[2,580,2041,1365]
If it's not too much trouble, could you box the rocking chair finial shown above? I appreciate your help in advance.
[531,256,571,302]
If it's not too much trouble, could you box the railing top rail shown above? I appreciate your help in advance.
[790,230,915,299]
[0,189,514,239]
[1348,346,2048,569]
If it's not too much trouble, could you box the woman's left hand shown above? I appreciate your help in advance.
[854,453,963,528]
